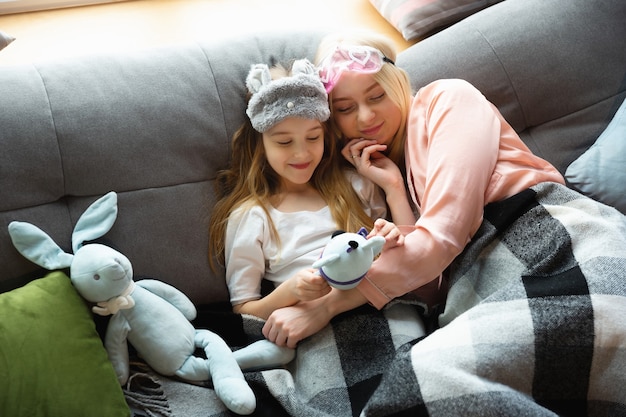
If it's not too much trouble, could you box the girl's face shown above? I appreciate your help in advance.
[262,117,325,191]
[329,72,401,146]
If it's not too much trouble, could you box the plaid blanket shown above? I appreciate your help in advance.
[362,182,626,416]
[125,301,428,417]
[236,302,428,417]
[125,182,626,417]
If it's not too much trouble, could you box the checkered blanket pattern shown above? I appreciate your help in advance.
[362,182,626,416]
[229,302,427,417]
[124,295,428,417]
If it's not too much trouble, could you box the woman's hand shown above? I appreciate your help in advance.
[263,288,368,348]
[342,138,404,195]
[368,218,405,250]
[343,138,417,225]
[262,298,333,348]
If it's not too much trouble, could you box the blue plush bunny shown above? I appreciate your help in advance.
[8,191,294,415]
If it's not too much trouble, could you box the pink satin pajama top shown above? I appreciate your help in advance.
[358,79,565,309]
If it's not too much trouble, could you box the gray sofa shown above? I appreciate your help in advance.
[1,0,624,415]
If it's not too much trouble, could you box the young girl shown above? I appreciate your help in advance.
[208,58,396,325]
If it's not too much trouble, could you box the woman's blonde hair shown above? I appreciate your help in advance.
[315,31,413,167]
[208,63,375,271]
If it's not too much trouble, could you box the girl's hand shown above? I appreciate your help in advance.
[368,218,404,250]
[290,269,331,301]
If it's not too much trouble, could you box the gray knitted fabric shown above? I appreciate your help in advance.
[245,59,330,133]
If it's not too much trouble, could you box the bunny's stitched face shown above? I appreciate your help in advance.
[70,244,133,302]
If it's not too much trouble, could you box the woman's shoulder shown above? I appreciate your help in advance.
[414,79,482,101]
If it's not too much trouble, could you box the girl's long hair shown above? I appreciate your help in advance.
[315,31,413,168]
[208,99,375,272]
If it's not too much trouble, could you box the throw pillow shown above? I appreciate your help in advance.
[0,29,15,51]
[369,0,504,41]
[565,97,626,214]
[0,271,130,417]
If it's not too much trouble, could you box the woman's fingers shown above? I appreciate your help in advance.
[342,138,364,162]
[342,138,381,166]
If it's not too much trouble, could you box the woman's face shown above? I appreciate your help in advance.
[262,117,325,191]
[329,72,402,146]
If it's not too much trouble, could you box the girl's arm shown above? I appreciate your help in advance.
[263,286,367,348]
[233,269,330,319]
[224,207,270,313]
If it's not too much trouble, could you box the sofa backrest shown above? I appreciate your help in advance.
[0,31,324,305]
[3,0,625,304]
[397,0,626,176]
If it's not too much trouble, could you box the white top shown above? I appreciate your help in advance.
[225,171,386,306]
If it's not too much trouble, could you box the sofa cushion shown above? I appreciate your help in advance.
[0,271,130,417]
[369,0,504,41]
[396,0,626,176]
[0,31,326,306]
[565,96,626,214]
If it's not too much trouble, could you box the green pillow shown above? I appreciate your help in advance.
[0,271,130,417]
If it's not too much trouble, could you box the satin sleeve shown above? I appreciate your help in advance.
[358,79,501,309]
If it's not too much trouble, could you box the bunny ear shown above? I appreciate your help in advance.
[291,58,316,76]
[72,192,118,253]
[363,235,386,257]
[312,253,339,269]
[8,221,73,270]
[245,63,271,94]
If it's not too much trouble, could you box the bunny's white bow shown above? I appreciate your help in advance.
[92,280,136,316]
